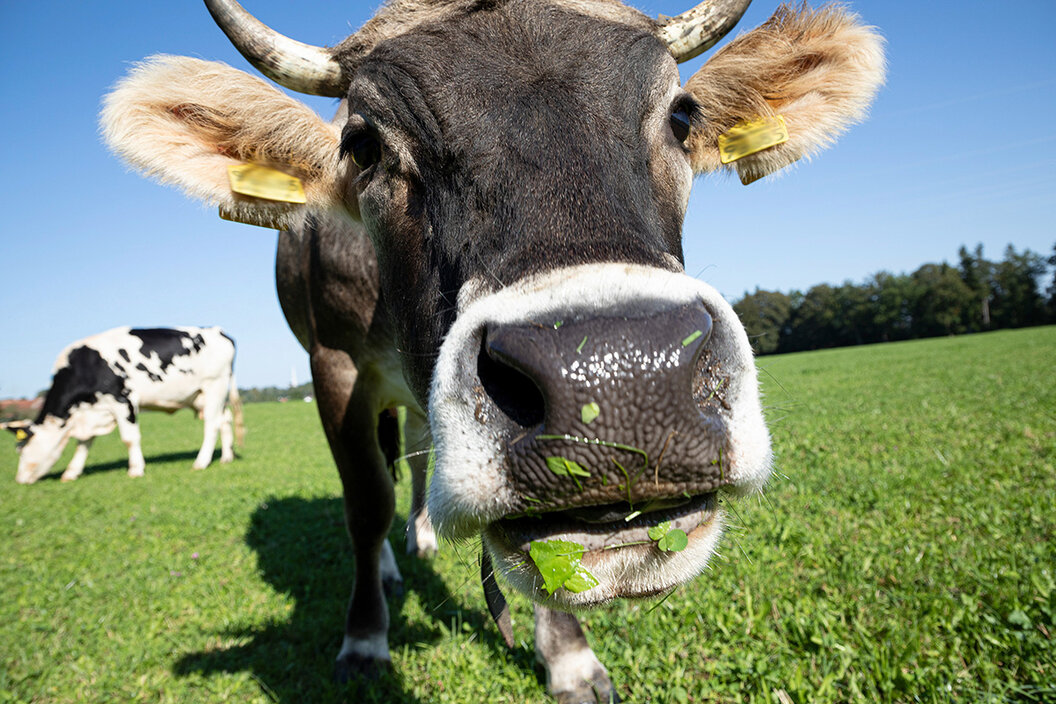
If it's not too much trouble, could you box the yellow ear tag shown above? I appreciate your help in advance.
[227,164,307,204]
[15,429,27,441]
[718,115,789,165]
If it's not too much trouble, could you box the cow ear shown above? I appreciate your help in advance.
[3,421,33,443]
[683,4,885,184]
[101,55,345,230]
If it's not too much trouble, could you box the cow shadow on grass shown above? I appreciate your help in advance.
[36,451,202,480]
[174,496,528,703]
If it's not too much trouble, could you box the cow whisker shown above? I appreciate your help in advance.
[428,539,485,612]
[393,448,433,464]
[394,347,441,359]
[723,496,745,519]
[756,364,792,398]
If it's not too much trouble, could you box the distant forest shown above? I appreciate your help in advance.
[238,382,315,403]
[734,243,1056,355]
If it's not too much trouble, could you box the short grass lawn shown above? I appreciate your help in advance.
[1,326,1054,703]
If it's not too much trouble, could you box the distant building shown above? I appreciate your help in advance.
[0,398,44,422]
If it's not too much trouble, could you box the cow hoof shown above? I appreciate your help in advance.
[334,653,391,683]
[553,668,619,704]
[554,687,619,704]
[60,475,78,483]
[128,469,144,478]
[408,512,439,558]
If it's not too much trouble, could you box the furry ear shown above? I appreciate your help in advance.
[684,3,885,183]
[101,55,345,229]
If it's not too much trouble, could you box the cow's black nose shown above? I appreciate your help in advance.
[476,301,731,506]
[480,301,713,436]
[476,330,548,429]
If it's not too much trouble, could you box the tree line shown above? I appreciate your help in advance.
[1,382,315,421]
[733,243,1056,355]
[238,381,315,403]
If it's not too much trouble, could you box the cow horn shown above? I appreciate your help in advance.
[658,0,752,63]
[203,0,347,97]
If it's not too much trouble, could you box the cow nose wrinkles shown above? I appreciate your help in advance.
[486,303,713,426]
[480,301,723,508]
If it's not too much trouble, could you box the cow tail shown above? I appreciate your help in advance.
[229,375,246,447]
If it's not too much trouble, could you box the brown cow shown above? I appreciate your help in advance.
[101,0,883,700]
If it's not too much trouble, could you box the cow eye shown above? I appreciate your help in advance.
[341,130,381,170]
[670,109,692,143]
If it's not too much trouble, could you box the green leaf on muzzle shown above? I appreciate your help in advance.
[546,456,590,478]
[648,521,689,552]
[581,402,600,424]
[529,539,598,595]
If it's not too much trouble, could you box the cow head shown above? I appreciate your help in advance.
[10,417,67,484]
[3,420,38,477]
[2,420,33,446]
[6,413,70,485]
[9,343,127,484]
[102,0,883,606]
[9,406,118,484]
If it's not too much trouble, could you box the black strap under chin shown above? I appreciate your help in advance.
[481,549,515,648]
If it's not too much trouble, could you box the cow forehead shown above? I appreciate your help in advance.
[345,6,686,280]
[334,0,660,69]
[352,5,675,135]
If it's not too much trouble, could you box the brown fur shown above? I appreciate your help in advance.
[99,3,884,696]
[101,56,344,230]
[685,3,885,181]
[331,0,655,70]
[102,2,884,231]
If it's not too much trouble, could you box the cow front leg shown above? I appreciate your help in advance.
[114,411,145,477]
[335,400,397,678]
[407,491,438,558]
[310,346,397,681]
[404,410,437,558]
[61,439,93,482]
[193,379,228,469]
[377,406,436,558]
[219,408,235,463]
[379,538,403,597]
[535,605,617,704]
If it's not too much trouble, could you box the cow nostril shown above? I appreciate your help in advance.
[477,337,546,429]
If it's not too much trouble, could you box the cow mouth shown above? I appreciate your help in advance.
[497,492,716,551]
[484,492,722,603]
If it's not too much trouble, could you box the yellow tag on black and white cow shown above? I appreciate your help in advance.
[718,115,789,164]
[15,429,27,441]
[227,163,307,204]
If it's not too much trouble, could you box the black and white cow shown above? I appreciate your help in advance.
[7,326,244,484]
[101,0,883,700]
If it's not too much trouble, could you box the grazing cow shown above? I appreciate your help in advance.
[101,0,883,700]
[7,326,244,484]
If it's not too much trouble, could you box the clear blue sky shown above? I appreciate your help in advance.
[2,1,1054,399]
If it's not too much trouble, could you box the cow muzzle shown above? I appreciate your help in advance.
[481,300,724,505]
[428,263,772,607]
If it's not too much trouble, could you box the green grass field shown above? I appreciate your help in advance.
[2,327,1054,703]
